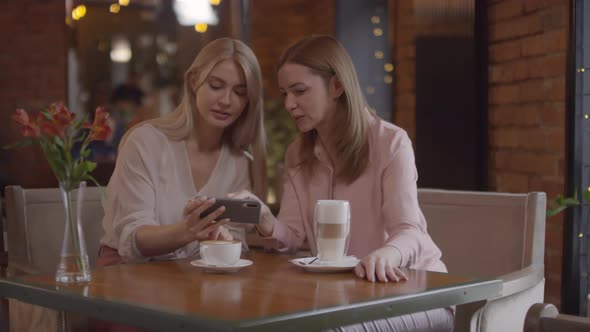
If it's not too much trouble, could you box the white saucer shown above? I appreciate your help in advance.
[290,256,360,273]
[190,258,253,273]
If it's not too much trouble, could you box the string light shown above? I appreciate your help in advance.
[110,4,121,13]
[72,5,87,20]
[371,16,380,24]
[585,114,588,119]
[384,75,393,84]
[384,63,394,72]
[374,50,384,59]
[366,86,375,95]
[210,0,221,5]
[373,28,383,36]
[195,23,208,33]
[119,0,130,6]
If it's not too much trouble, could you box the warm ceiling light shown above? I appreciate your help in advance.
[195,23,208,33]
[110,4,121,13]
[210,0,221,5]
[174,0,218,26]
[110,36,132,63]
[119,0,130,6]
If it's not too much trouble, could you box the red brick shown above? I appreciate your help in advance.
[542,4,569,29]
[489,15,543,42]
[494,173,530,193]
[545,29,569,53]
[397,63,415,80]
[545,221,565,247]
[528,54,567,78]
[397,45,415,60]
[490,127,519,149]
[488,1,524,23]
[490,84,520,104]
[547,77,566,101]
[394,110,415,141]
[518,78,565,103]
[397,28,416,45]
[524,0,548,13]
[396,75,415,93]
[489,60,529,83]
[521,79,545,102]
[545,127,566,151]
[397,94,415,111]
[522,34,546,56]
[497,151,559,175]
[539,102,566,126]
[489,104,540,126]
[489,40,521,63]
[522,29,568,56]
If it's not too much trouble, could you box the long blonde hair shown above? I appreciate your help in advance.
[278,35,370,183]
[123,38,267,200]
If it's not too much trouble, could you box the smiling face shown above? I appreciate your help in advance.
[277,63,342,134]
[193,59,249,130]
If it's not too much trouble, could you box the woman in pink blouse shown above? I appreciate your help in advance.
[97,38,267,266]
[232,35,453,331]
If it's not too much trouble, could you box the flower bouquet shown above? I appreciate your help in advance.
[6,102,111,282]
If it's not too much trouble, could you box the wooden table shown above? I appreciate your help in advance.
[0,251,501,331]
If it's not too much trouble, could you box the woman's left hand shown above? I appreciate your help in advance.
[355,246,408,282]
[209,226,233,241]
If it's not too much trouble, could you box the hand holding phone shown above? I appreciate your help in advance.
[199,197,261,224]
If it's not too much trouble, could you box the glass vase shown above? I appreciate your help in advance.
[55,181,91,283]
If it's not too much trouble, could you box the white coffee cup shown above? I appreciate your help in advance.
[200,240,241,266]
[314,200,350,262]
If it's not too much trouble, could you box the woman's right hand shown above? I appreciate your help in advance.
[182,197,230,242]
[228,190,275,236]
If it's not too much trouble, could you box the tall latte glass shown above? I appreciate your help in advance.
[314,200,350,262]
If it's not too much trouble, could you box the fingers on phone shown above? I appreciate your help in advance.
[191,198,216,217]
[193,218,229,237]
[201,205,225,224]
[184,197,203,215]
[210,218,230,224]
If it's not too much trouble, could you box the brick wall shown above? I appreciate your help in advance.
[249,0,335,101]
[0,0,68,189]
[392,0,569,307]
[390,0,417,140]
[488,0,568,307]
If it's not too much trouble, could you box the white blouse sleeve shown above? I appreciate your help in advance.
[225,153,254,245]
[107,126,160,261]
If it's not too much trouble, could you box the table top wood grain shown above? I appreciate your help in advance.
[1,251,501,331]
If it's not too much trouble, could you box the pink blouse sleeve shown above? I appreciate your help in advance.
[381,133,433,268]
[271,170,307,252]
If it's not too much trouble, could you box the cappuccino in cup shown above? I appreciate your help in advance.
[200,240,241,266]
[314,200,350,262]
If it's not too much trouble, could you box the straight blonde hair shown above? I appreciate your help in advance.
[278,35,370,183]
[122,38,267,200]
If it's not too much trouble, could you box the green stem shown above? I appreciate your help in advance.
[64,188,83,272]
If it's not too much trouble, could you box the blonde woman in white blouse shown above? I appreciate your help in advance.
[97,38,267,265]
